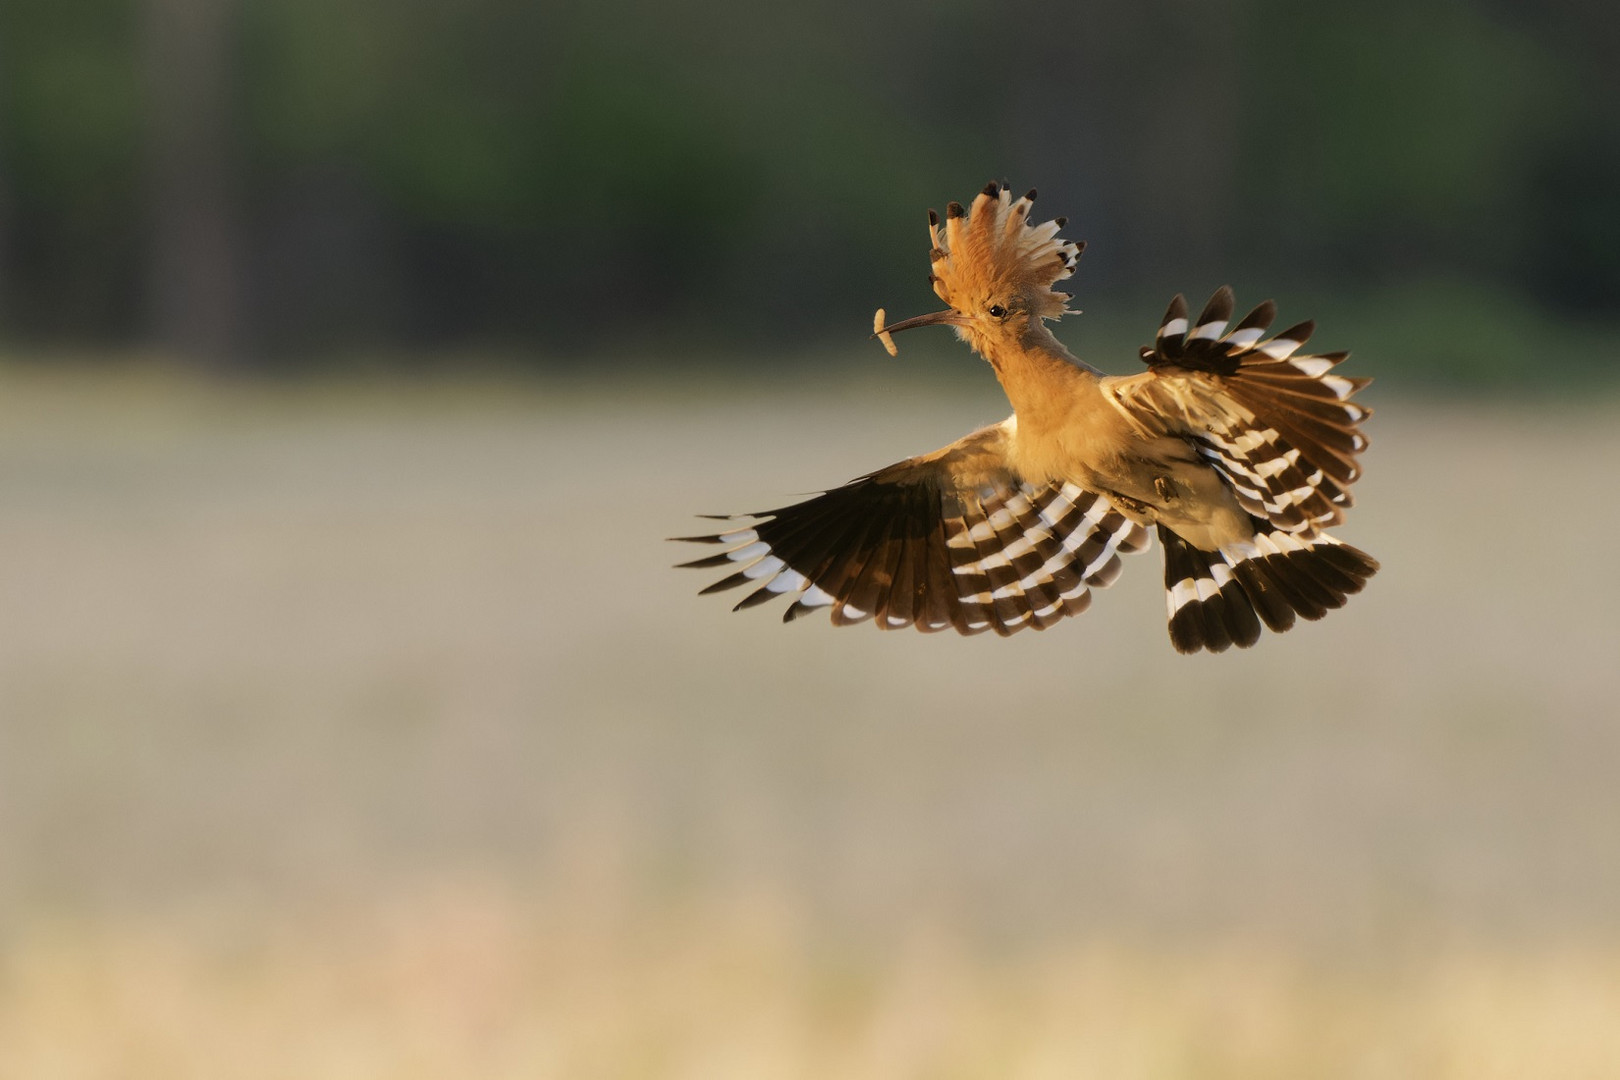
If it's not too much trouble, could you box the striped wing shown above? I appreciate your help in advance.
[1111,287,1372,533]
[674,421,1151,636]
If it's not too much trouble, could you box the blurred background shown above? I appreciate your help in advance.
[3,1,1620,1076]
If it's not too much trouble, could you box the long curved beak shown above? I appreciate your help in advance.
[871,307,967,356]
[876,308,967,335]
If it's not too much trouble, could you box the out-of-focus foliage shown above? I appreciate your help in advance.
[0,0,1615,379]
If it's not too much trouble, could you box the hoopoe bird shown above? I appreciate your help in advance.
[675,181,1377,653]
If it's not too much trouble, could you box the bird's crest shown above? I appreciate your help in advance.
[927,181,1083,321]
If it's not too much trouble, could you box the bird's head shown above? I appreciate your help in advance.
[874,180,1083,361]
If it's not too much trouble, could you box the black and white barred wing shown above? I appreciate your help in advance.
[1113,286,1373,534]
[1109,288,1379,654]
[674,421,1150,636]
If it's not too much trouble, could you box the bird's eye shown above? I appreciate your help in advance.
[987,304,1007,319]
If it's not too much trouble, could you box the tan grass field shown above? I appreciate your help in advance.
[2,364,1619,1077]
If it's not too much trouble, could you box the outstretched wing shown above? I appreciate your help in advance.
[674,420,1151,636]
[1107,287,1373,533]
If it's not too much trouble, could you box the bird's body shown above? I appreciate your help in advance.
[677,182,1377,653]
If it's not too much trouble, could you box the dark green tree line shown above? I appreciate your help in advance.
[0,0,1614,373]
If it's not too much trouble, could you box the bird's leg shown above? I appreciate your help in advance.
[1100,490,1158,518]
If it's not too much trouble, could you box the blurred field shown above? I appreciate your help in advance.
[2,362,1620,1077]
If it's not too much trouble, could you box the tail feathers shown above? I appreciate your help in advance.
[1160,523,1379,655]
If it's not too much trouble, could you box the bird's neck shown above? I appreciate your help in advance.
[983,322,1102,429]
